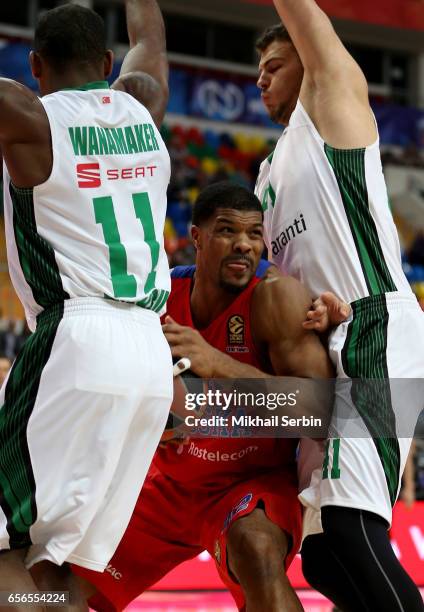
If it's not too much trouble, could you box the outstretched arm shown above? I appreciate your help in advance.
[113,0,169,127]
[272,0,376,148]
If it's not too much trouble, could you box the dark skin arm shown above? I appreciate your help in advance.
[112,0,169,128]
[252,275,334,379]
[163,275,334,379]
[0,80,51,187]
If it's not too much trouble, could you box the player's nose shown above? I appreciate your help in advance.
[257,72,268,90]
[233,235,253,253]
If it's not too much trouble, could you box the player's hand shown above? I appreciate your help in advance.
[162,316,220,378]
[303,292,351,332]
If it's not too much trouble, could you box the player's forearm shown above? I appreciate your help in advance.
[125,0,166,52]
[272,0,342,75]
[210,349,271,379]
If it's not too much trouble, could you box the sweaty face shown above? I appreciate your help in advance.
[257,40,304,125]
[197,209,264,293]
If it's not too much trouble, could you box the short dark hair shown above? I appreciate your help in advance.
[34,4,106,72]
[255,23,292,52]
[192,181,263,227]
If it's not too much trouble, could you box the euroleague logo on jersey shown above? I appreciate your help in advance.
[228,314,244,340]
[76,162,158,188]
[227,314,248,353]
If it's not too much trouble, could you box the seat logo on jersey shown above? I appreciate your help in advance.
[76,163,101,188]
[75,162,159,188]
[227,314,248,353]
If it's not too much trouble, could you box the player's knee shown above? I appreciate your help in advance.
[227,524,287,583]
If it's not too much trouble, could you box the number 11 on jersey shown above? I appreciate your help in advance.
[93,192,159,299]
[323,438,341,479]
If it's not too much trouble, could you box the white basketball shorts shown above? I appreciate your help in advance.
[0,297,173,571]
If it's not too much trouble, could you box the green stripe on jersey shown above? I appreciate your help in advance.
[341,295,400,506]
[324,145,397,296]
[0,303,64,547]
[10,185,69,309]
[62,80,110,91]
[137,288,169,313]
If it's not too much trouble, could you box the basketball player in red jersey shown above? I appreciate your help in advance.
[74,182,334,611]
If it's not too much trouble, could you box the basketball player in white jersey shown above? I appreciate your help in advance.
[254,1,424,610]
[0,1,173,607]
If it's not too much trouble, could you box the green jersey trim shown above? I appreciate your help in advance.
[324,145,397,296]
[137,288,169,313]
[61,80,110,91]
[0,303,64,547]
[10,185,70,309]
[341,294,400,507]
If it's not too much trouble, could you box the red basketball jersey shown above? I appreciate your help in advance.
[154,263,298,486]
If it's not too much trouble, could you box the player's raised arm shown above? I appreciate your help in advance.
[0,80,46,143]
[271,0,357,80]
[0,80,50,186]
[113,0,169,127]
[270,0,376,147]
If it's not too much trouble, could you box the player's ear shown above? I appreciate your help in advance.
[30,51,42,79]
[191,225,201,250]
[103,50,114,79]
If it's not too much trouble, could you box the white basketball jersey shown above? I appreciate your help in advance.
[255,100,412,302]
[4,81,171,330]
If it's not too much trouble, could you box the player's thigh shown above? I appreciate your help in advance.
[204,470,301,601]
[1,303,171,568]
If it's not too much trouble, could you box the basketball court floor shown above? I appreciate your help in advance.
[126,589,333,611]
[119,587,424,611]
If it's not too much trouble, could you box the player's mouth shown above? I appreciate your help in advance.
[224,258,252,272]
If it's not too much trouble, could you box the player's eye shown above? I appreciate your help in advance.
[268,63,282,73]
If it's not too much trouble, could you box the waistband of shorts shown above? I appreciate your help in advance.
[350,291,419,312]
[37,298,161,327]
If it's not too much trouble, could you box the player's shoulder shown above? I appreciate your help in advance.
[255,259,273,279]
[171,265,196,279]
[0,78,40,107]
[112,72,166,125]
[253,273,311,314]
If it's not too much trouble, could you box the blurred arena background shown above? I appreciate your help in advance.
[0,1,423,610]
